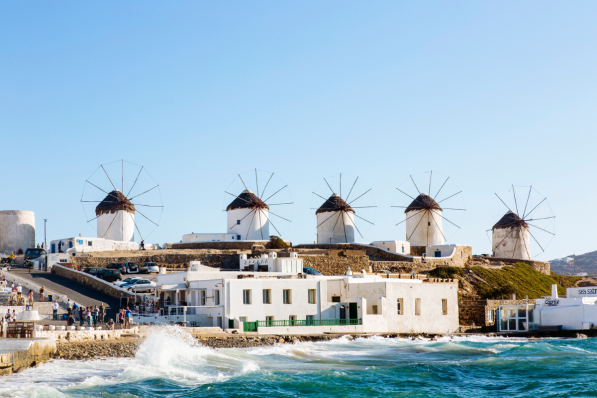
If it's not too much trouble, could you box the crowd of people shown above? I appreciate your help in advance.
[64,301,133,330]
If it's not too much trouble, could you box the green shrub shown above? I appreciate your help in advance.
[429,266,464,279]
[268,236,288,249]
[471,262,581,299]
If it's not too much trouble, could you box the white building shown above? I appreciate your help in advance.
[498,285,597,332]
[492,211,530,259]
[134,253,459,335]
[182,189,269,243]
[96,190,135,242]
[371,241,411,255]
[49,236,141,254]
[316,194,355,244]
[405,194,444,247]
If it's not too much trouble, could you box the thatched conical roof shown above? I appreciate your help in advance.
[405,193,442,213]
[316,193,355,214]
[226,189,269,211]
[492,211,528,230]
[95,190,135,217]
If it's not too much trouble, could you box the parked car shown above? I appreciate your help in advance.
[114,277,141,287]
[302,267,323,276]
[123,262,139,274]
[24,248,47,261]
[123,279,156,293]
[83,267,103,276]
[143,262,159,274]
[97,269,122,282]
[106,263,126,273]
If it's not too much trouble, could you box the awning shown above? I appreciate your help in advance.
[158,283,187,291]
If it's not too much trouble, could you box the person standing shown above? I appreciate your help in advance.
[39,286,45,302]
[79,306,85,326]
[52,300,59,320]
[93,306,99,327]
[99,303,105,324]
[118,309,125,329]
[124,307,132,329]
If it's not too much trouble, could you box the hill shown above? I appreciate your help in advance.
[550,250,597,276]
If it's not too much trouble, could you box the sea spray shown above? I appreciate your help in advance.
[3,334,597,397]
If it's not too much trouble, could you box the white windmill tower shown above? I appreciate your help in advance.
[392,171,465,248]
[313,174,376,244]
[226,189,270,240]
[96,190,136,242]
[490,186,555,259]
[81,160,164,243]
[225,169,293,241]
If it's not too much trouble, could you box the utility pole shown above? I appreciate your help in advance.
[44,219,47,249]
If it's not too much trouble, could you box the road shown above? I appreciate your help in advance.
[9,266,122,321]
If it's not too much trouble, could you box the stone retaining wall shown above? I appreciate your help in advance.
[71,252,239,270]
[300,255,369,276]
[171,241,268,250]
[470,257,551,275]
[53,265,138,302]
[369,261,437,273]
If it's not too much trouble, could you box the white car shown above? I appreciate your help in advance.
[124,279,156,292]
[114,277,141,287]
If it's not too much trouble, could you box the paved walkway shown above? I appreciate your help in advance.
[7,267,121,321]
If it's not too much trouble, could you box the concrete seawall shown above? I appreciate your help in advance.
[0,339,56,375]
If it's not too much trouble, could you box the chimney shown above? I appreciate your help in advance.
[551,284,558,299]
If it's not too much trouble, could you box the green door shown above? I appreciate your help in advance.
[243,321,257,332]
[349,302,358,320]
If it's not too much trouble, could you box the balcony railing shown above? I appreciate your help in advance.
[255,318,362,328]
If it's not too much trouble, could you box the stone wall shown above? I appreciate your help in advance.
[71,252,239,270]
[459,299,535,328]
[300,255,369,276]
[294,243,473,268]
[369,261,437,273]
[171,241,268,250]
[53,265,138,302]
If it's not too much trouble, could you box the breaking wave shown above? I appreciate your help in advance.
[2,329,597,397]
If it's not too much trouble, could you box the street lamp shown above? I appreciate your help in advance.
[44,219,47,250]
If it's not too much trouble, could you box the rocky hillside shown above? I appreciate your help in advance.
[550,250,597,276]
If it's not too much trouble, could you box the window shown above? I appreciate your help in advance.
[332,296,341,303]
[308,289,316,304]
[289,315,296,325]
[215,290,220,305]
[265,316,274,326]
[239,317,247,323]
[263,289,271,304]
[397,298,403,315]
[488,310,494,323]
[88,241,93,246]
[306,315,314,325]
[415,298,421,316]
[428,222,431,226]
[237,220,241,225]
[237,235,241,240]
[283,289,292,304]
[200,290,206,306]
[442,299,448,315]
[232,236,235,240]
[401,246,404,253]
[372,305,378,314]
[243,289,251,304]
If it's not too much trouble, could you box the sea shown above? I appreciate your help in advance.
[1,327,596,398]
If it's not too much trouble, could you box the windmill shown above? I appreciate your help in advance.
[80,160,163,242]
[489,185,555,259]
[224,169,293,241]
[392,171,465,247]
[312,173,376,244]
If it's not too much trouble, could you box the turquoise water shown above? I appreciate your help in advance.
[2,328,597,397]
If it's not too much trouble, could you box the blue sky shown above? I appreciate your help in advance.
[1,2,596,260]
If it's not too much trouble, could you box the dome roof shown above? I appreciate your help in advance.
[316,193,355,214]
[95,190,135,217]
[226,189,269,211]
[405,193,442,213]
[492,211,528,230]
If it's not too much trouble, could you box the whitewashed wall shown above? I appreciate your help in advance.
[405,210,444,246]
[0,210,35,254]
[492,227,531,259]
[227,208,269,240]
[97,210,135,242]
[317,211,355,244]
